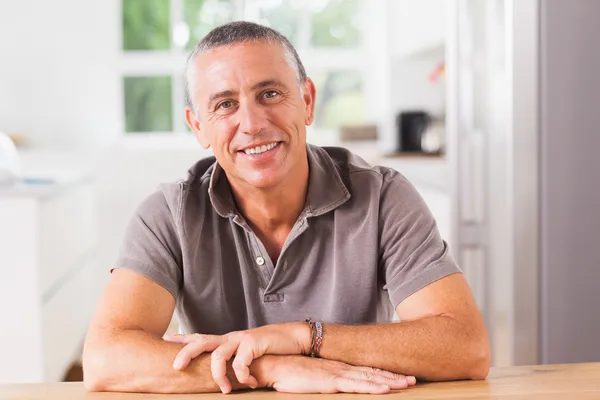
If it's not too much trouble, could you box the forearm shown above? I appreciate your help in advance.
[83,328,269,393]
[318,317,490,381]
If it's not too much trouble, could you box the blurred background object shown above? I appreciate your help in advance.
[339,124,378,141]
[0,132,20,185]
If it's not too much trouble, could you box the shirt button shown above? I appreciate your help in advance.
[256,256,265,266]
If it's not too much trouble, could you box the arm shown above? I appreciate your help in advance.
[313,273,490,381]
[169,273,488,387]
[83,269,411,394]
[83,268,265,393]
[316,170,488,380]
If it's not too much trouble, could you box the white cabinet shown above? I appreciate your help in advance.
[0,178,98,383]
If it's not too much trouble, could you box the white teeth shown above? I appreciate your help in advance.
[244,142,278,155]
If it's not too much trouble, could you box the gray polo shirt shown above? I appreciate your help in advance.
[116,145,460,335]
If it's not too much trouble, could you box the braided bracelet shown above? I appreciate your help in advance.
[305,319,324,357]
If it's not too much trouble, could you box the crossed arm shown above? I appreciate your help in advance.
[83,269,490,394]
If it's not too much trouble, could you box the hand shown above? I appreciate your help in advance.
[164,322,309,393]
[262,355,417,394]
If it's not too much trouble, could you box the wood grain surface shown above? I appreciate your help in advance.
[1,362,599,399]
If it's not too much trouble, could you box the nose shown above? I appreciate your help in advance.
[237,98,268,136]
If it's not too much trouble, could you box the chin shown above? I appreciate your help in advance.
[242,172,286,189]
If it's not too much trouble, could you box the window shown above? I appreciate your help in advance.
[312,70,364,130]
[123,0,171,51]
[121,0,366,139]
[124,76,173,132]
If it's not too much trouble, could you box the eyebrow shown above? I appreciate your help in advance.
[250,79,288,91]
[208,89,237,104]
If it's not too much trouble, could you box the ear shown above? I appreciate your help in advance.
[185,106,210,149]
[302,77,317,126]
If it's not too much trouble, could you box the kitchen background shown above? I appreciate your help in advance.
[1,0,599,384]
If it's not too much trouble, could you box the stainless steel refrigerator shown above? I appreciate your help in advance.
[446,0,600,366]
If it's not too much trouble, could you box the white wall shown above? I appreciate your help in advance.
[0,0,130,281]
[0,0,121,148]
[390,0,446,58]
[94,145,209,276]
[390,53,446,115]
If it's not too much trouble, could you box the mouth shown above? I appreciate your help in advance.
[238,141,281,156]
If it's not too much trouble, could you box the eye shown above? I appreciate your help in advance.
[262,90,280,99]
[217,100,234,110]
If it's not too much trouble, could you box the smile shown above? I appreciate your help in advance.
[241,142,280,155]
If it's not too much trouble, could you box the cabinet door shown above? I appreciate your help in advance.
[42,257,98,381]
[0,198,44,383]
[39,183,95,301]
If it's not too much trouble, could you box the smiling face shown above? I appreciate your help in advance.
[185,40,316,191]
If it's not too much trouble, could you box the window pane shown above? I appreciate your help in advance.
[122,0,171,51]
[310,0,360,47]
[312,71,364,130]
[254,0,302,47]
[124,76,173,132]
[185,0,235,49]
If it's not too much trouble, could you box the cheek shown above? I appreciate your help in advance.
[211,121,237,154]
[269,102,304,128]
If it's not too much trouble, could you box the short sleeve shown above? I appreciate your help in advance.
[379,169,461,308]
[113,187,183,299]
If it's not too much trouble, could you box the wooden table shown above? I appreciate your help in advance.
[2,363,599,399]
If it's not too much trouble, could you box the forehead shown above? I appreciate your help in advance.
[193,41,297,94]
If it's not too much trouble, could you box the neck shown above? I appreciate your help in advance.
[228,158,310,232]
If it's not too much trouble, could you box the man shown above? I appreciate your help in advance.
[83,21,490,395]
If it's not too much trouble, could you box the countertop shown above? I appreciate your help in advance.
[2,363,599,399]
[0,174,91,199]
[329,140,448,192]
[1,148,94,199]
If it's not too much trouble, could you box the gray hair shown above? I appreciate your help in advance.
[184,21,308,112]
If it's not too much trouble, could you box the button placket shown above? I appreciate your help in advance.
[247,215,310,301]
[246,232,273,288]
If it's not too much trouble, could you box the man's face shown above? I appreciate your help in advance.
[185,41,316,189]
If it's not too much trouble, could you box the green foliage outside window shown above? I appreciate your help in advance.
[124,76,173,132]
[122,0,171,50]
[311,71,364,129]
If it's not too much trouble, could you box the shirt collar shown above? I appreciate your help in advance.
[208,144,351,219]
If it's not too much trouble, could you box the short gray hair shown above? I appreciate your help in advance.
[184,21,308,111]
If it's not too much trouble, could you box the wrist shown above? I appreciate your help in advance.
[289,321,311,355]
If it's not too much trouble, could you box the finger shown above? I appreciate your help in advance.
[164,333,222,345]
[172,339,224,370]
[348,370,408,391]
[163,333,198,344]
[211,340,239,394]
[332,377,390,394]
[352,366,416,388]
[231,344,259,389]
